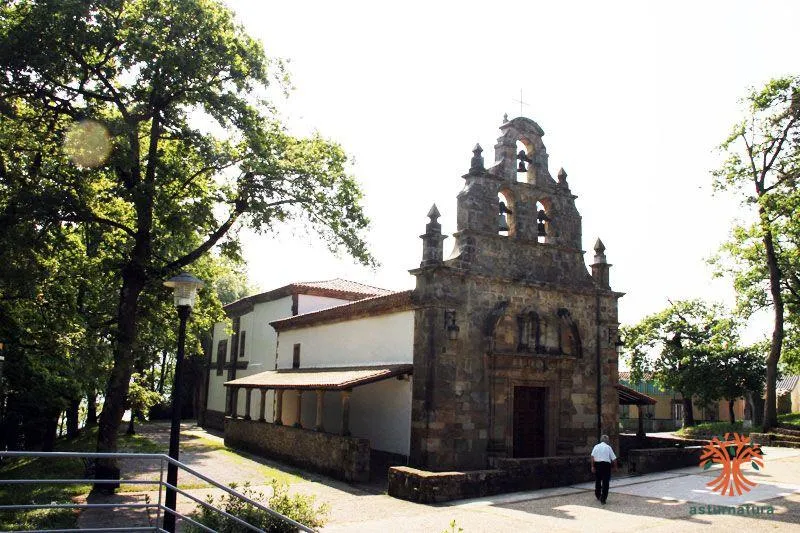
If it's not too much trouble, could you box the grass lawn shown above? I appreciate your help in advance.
[1,422,304,529]
[0,425,163,530]
[779,412,800,428]
[675,420,763,440]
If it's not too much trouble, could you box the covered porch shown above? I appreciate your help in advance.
[616,383,657,437]
[223,364,413,482]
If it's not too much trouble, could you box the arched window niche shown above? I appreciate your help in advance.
[497,190,515,237]
[535,198,552,244]
[516,308,582,357]
[515,139,533,183]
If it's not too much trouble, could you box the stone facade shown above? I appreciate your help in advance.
[225,417,371,482]
[409,117,622,471]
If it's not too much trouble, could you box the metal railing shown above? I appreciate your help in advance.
[0,451,315,532]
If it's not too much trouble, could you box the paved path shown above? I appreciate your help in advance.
[78,423,800,532]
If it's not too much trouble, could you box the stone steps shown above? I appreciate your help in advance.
[775,424,800,437]
[751,432,800,447]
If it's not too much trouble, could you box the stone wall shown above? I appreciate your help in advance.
[388,455,593,503]
[619,434,707,458]
[224,418,370,482]
[625,447,703,475]
[202,409,225,432]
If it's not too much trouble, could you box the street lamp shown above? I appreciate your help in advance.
[162,272,204,533]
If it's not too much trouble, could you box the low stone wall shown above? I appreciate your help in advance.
[619,434,707,458]
[388,455,592,503]
[626,446,703,475]
[201,409,225,431]
[224,418,370,482]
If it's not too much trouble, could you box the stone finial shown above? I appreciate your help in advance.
[469,143,485,173]
[557,167,567,184]
[421,204,446,267]
[503,113,509,123]
[594,238,605,255]
[592,238,610,288]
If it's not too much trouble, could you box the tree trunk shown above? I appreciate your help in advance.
[66,398,80,438]
[682,397,695,427]
[126,415,135,435]
[86,390,98,427]
[42,414,58,452]
[95,270,146,491]
[728,399,736,424]
[158,349,168,394]
[760,209,784,430]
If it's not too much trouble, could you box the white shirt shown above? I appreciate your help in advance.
[591,442,617,463]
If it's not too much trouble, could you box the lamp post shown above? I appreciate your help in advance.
[162,272,204,533]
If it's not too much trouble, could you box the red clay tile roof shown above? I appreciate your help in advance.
[223,364,413,390]
[270,290,414,331]
[618,371,653,382]
[223,278,392,316]
[615,383,657,405]
[293,279,393,297]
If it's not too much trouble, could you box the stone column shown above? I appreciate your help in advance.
[230,388,238,419]
[275,390,284,426]
[293,390,303,428]
[258,389,267,422]
[314,390,325,432]
[637,406,645,438]
[341,389,352,436]
[244,388,253,420]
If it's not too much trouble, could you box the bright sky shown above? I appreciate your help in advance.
[224,0,799,336]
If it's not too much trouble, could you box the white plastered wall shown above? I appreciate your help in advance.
[296,294,352,315]
[205,322,230,413]
[276,310,414,455]
[275,311,414,368]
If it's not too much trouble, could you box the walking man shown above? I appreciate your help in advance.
[590,434,618,504]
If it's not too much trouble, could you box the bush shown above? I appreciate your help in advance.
[185,481,328,533]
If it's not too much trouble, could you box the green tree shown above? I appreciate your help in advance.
[623,300,740,427]
[0,0,373,472]
[712,76,800,428]
[705,347,766,424]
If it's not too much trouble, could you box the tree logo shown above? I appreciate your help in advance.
[700,433,764,496]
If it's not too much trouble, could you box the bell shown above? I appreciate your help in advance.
[537,221,546,237]
[498,213,510,232]
[517,160,527,173]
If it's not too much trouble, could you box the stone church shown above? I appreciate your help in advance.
[201,116,626,486]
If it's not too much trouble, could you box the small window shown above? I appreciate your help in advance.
[292,343,301,369]
[216,339,228,376]
[239,331,246,359]
[672,402,684,421]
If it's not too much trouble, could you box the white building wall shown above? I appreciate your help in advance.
[206,322,230,413]
[275,310,414,456]
[296,294,351,315]
[275,311,414,368]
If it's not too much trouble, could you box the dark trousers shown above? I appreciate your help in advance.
[594,461,611,502]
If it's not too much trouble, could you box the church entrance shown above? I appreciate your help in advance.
[512,386,547,458]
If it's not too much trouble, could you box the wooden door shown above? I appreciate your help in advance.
[513,386,547,457]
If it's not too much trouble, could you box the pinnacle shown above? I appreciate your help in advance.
[473,143,482,154]
[558,167,567,180]
[427,204,440,220]
[594,238,606,253]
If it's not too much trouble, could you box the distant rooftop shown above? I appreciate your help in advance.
[293,278,393,297]
[224,278,393,316]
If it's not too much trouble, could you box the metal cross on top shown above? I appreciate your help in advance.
[512,89,529,116]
